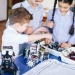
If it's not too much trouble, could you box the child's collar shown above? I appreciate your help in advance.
[8,26,18,33]
[58,9,70,15]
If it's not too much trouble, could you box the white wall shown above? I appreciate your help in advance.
[0,0,7,21]
[41,0,58,9]
[41,0,58,17]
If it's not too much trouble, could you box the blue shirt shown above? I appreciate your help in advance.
[6,0,44,30]
[47,8,75,44]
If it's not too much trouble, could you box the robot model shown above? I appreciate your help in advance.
[0,46,20,75]
[23,40,49,67]
[23,26,53,67]
[48,42,64,52]
[62,48,75,60]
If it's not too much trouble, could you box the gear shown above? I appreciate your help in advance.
[27,60,35,67]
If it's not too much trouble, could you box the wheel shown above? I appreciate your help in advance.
[0,70,4,75]
[13,71,16,75]
[16,70,20,75]
[0,66,4,75]
[26,60,35,68]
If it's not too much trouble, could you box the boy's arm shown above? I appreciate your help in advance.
[32,27,48,34]
[28,34,52,42]
[2,30,52,44]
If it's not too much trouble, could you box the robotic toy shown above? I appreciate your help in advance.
[62,48,75,60]
[0,46,20,75]
[23,26,60,67]
[23,40,49,67]
[48,42,64,52]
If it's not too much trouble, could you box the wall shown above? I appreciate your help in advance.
[41,0,58,10]
[0,0,7,21]
[41,0,58,17]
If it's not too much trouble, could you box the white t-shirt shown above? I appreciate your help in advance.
[2,26,28,57]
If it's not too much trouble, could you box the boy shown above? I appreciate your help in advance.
[2,7,52,58]
[6,0,45,53]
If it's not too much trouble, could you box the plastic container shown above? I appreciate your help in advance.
[59,47,75,65]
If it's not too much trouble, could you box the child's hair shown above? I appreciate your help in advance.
[9,7,33,25]
[52,0,74,35]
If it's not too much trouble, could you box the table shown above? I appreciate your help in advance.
[14,54,61,75]
[1,52,61,75]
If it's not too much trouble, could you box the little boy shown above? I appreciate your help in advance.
[2,7,52,58]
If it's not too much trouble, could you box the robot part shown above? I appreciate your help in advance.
[26,60,35,67]
[49,42,64,51]
[0,46,20,75]
[23,40,50,68]
[43,52,49,60]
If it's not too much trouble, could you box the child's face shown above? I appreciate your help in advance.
[17,23,28,33]
[29,0,43,7]
[58,2,72,15]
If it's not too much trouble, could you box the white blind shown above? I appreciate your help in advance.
[0,0,7,21]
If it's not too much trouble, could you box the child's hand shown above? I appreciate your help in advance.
[61,42,72,48]
[47,21,54,28]
[45,38,52,44]
[45,33,52,40]
[41,32,52,44]
[33,27,48,34]
[25,26,33,34]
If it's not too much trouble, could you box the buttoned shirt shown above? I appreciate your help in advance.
[47,8,75,44]
[6,0,44,30]
[2,26,28,57]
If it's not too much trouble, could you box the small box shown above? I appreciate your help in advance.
[59,47,75,65]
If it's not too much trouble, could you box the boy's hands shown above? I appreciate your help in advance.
[60,42,72,48]
[44,32,52,44]
[33,27,48,34]
[45,33,52,42]
[45,38,52,44]
[25,26,33,34]
[37,27,48,32]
